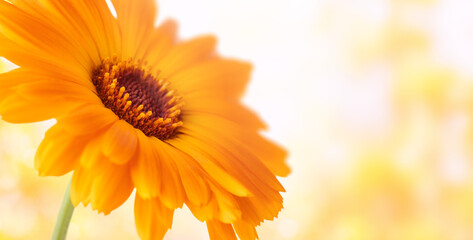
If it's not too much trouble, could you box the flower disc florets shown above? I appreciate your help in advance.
[92,57,183,140]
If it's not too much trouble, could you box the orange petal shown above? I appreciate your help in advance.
[210,184,241,223]
[17,80,97,104]
[167,137,251,197]
[0,72,96,123]
[0,93,82,123]
[187,181,242,223]
[156,36,217,78]
[0,44,90,86]
[170,59,252,100]
[64,0,121,60]
[206,221,237,240]
[131,131,162,198]
[138,19,177,64]
[236,190,284,226]
[183,99,266,131]
[56,103,118,135]
[110,0,157,58]
[233,221,259,240]
[187,195,218,222]
[180,125,285,193]
[35,124,88,176]
[79,132,108,168]
[13,0,121,65]
[0,1,92,72]
[70,166,94,207]
[71,159,133,215]
[102,120,138,165]
[186,114,290,177]
[134,195,174,240]
[152,139,185,209]
[90,161,134,215]
[169,149,211,207]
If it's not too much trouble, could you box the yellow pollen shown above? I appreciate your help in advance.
[135,105,144,113]
[118,87,125,98]
[136,113,146,121]
[124,101,132,110]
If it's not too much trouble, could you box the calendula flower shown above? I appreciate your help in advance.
[0,0,289,239]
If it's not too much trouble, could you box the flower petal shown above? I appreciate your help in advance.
[167,136,251,197]
[206,221,237,240]
[233,221,259,240]
[154,141,185,209]
[56,103,118,135]
[134,195,174,240]
[169,149,211,207]
[131,131,162,198]
[35,124,88,176]
[16,80,97,103]
[183,99,266,131]
[71,161,134,215]
[0,70,99,123]
[70,166,94,207]
[185,114,290,178]
[132,132,185,208]
[155,36,217,78]
[111,0,157,58]
[102,120,138,165]
[137,19,177,63]
[0,94,85,124]
[0,1,90,68]
[236,190,284,226]
[170,59,252,100]
[179,125,285,193]
[90,161,134,215]
[79,132,108,168]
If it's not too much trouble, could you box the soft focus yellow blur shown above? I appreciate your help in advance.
[2,0,473,239]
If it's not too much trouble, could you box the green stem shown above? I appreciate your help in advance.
[51,180,75,240]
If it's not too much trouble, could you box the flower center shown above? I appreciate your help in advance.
[92,57,183,140]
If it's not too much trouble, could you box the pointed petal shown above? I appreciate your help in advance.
[71,160,133,215]
[206,221,237,240]
[131,131,161,198]
[0,1,92,72]
[170,59,252,100]
[102,120,138,165]
[156,36,217,78]
[35,124,88,176]
[233,221,259,240]
[56,103,118,135]
[70,166,94,207]
[171,150,211,207]
[167,136,251,197]
[134,195,174,240]
[183,99,266,131]
[152,139,185,209]
[180,125,285,193]
[111,0,157,58]
[186,114,290,178]
[138,19,177,63]
[0,94,78,123]
[90,161,134,215]
[236,190,284,226]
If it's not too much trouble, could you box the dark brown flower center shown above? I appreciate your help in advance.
[92,57,183,140]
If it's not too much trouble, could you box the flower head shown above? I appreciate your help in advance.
[0,0,289,239]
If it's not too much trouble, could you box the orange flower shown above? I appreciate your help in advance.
[0,0,289,239]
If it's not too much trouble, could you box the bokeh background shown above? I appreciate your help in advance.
[2,0,473,239]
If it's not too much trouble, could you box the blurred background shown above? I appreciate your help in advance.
[2,0,473,239]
